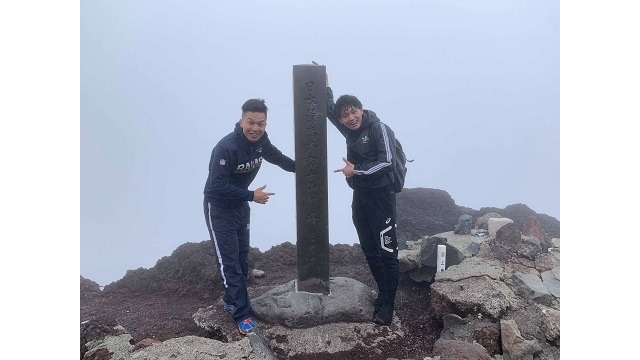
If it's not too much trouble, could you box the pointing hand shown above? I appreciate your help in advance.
[333,157,355,178]
[253,185,275,204]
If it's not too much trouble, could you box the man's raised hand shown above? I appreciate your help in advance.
[312,61,328,86]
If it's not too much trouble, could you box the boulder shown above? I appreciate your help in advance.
[251,277,374,328]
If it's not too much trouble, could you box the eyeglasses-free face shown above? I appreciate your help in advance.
[240,111,267,142]
[339,106,363,130]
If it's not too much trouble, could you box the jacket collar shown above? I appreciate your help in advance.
[360,109,379,129]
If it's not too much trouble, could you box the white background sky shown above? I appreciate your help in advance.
[2,1,639,358]
[80,0,560,287]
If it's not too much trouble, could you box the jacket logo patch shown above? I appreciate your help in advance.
[219,159,226,166]
[257,147,262,153]
[361,135,369,144]
[384,235,392,245]
[235,157,263,173]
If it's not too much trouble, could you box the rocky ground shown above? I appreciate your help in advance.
[80,188,560,359]
[81,242,443,359]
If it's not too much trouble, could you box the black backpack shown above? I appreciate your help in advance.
[385,124,412,193]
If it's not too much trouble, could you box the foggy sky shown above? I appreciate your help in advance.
[80,0,560,286]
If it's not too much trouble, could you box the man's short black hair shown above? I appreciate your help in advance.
[242,98,268,116]
[334,95,362,119]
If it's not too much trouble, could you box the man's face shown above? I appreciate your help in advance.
[240,111,267,142]
[339,106,363,130]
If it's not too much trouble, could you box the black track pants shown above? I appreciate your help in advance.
[204,200,253,322]
[351,187,399,307]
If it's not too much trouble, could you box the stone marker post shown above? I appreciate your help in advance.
[293,64,330,294]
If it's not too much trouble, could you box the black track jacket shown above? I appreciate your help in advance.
[327,87,395,190]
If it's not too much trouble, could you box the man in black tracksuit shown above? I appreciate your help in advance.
[326,85,400,325]
[203,98,295,335]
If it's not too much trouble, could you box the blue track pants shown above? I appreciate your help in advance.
[204,200,253,322]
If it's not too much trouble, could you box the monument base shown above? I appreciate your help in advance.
[251,277,376,328]
[296,278,330,295]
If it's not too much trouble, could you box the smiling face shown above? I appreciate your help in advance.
[339,106,363,130]
[240,111,267,142]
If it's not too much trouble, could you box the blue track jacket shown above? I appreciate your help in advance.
[203,123,295,208]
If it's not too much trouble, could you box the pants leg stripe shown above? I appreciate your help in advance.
[206,202,228,288]
[379,225,394,253]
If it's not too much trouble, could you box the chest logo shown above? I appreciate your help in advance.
[235,156,264,173]
[361,135,369,144]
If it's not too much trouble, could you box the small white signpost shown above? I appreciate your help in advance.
[437,244,446,272]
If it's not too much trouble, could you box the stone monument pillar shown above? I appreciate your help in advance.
[292,64,330,294]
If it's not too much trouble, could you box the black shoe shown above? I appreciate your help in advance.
[373,305,393,325]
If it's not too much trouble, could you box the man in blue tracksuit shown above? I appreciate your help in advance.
[321,69,400,326]
[203,98,295,335]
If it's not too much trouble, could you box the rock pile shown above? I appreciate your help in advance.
[398,217,560,359]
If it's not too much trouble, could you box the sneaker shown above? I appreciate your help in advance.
[237,317,256,335]
[223,302,236,314]
[373,305,393,325]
